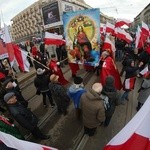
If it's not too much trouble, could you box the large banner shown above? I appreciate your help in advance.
[42,2,61,28]
[63,8,100,66]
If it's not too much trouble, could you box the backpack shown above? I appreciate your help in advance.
[101,94,111,111]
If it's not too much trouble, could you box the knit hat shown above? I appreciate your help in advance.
[74,76,83,85]
[36,68,45,75]
[4,92,15,103]
[50,74,59,82]
[92,83,103,93]
[105,75,115,87]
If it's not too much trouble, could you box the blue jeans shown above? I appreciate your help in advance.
[121,91,130,101]
[116,50,123,61]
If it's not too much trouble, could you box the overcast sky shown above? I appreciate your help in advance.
[0,0,149,26]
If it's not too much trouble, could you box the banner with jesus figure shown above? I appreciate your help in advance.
[63,8,100,66]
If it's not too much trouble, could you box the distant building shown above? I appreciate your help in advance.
[133,3,150,30]
[11,0,115,42]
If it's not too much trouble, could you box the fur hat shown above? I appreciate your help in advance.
[50,74,59,82]
[36,68,45,75]
[92,83,103,93]
[74,76,83,85]
[4,92,15,103]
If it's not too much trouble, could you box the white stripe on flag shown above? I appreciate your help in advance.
[0,131,57,150]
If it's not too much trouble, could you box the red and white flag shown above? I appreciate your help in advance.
[115,19,131,28]
[115,28,133,43]
[0,39,8,60]
[44,32,65,45]
[106,22,115,34]
[124,77,136,90]
[102,37,116,52]
[139,66,149,76]
[104,95,150,150]
[0,131,57,150]
[13,44,30,72]
[141,21,150,36]
[3,24,15,66]
[135,26,144,49]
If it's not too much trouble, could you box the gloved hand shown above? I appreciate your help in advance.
[56,62,60,66]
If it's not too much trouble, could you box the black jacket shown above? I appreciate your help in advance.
[8,102,38,131]
[34,74,50,92]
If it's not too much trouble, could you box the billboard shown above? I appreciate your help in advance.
[63,8,100,66]
[42,2,61,27]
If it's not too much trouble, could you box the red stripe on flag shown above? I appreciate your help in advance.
[124,77,136,90]
[104,133,150,150]
[44,38,65,45]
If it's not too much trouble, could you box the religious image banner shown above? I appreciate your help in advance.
[63,8,100,66]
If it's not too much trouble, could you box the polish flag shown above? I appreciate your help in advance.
[13,44,30,72]
[115,19,131,28]
[141,21,150,36]
[115,28,133,43]
[3,24,15,66]
[0,131,57,150]
[135,26,143,49]
[0,39,8,60]
[44,32,65,45]
[102,37,116,52]
[124,77,136,90]
[105,22,115,34]
[139,66,149,76]
[104,95,150,150]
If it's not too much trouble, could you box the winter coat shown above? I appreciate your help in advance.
[125,59,139,79]
[138,78,150,104]
[68,84,86,108]
[80,89,105,128]
[49,82,70,110]
[7,102,38,131]
[34,74,50,93]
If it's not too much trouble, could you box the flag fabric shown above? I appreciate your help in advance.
[104,95,150,150]
[44,32,65,45]
[0,131,57,150]
[102,37,116,53]
[139,66,149,76]
[105,22,115,34]
[100,56,122,90]
[141,21,150,36]
[0,39,8,60]
[13,44,30,72]
[115,28,133,43]
[124,77,136,90]
[3,24,15,66]
[115,19,131,28]
[135,26,146,49]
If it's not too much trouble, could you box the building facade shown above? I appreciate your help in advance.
[133,3,150,30]
[11,0,114,42]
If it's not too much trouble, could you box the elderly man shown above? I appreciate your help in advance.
[80,83,105,136]
[4,92,50,140]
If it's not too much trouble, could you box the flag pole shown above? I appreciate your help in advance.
[16,47,68,70]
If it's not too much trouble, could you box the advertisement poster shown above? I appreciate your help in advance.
[42,2,60,26]
[63,8,100,66]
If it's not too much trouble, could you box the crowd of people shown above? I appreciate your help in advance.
[0,33,150,149]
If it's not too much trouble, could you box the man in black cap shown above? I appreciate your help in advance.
[68,76,86,120]
[4,92,50,140]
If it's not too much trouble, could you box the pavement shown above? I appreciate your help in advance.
[15,63,143,150]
